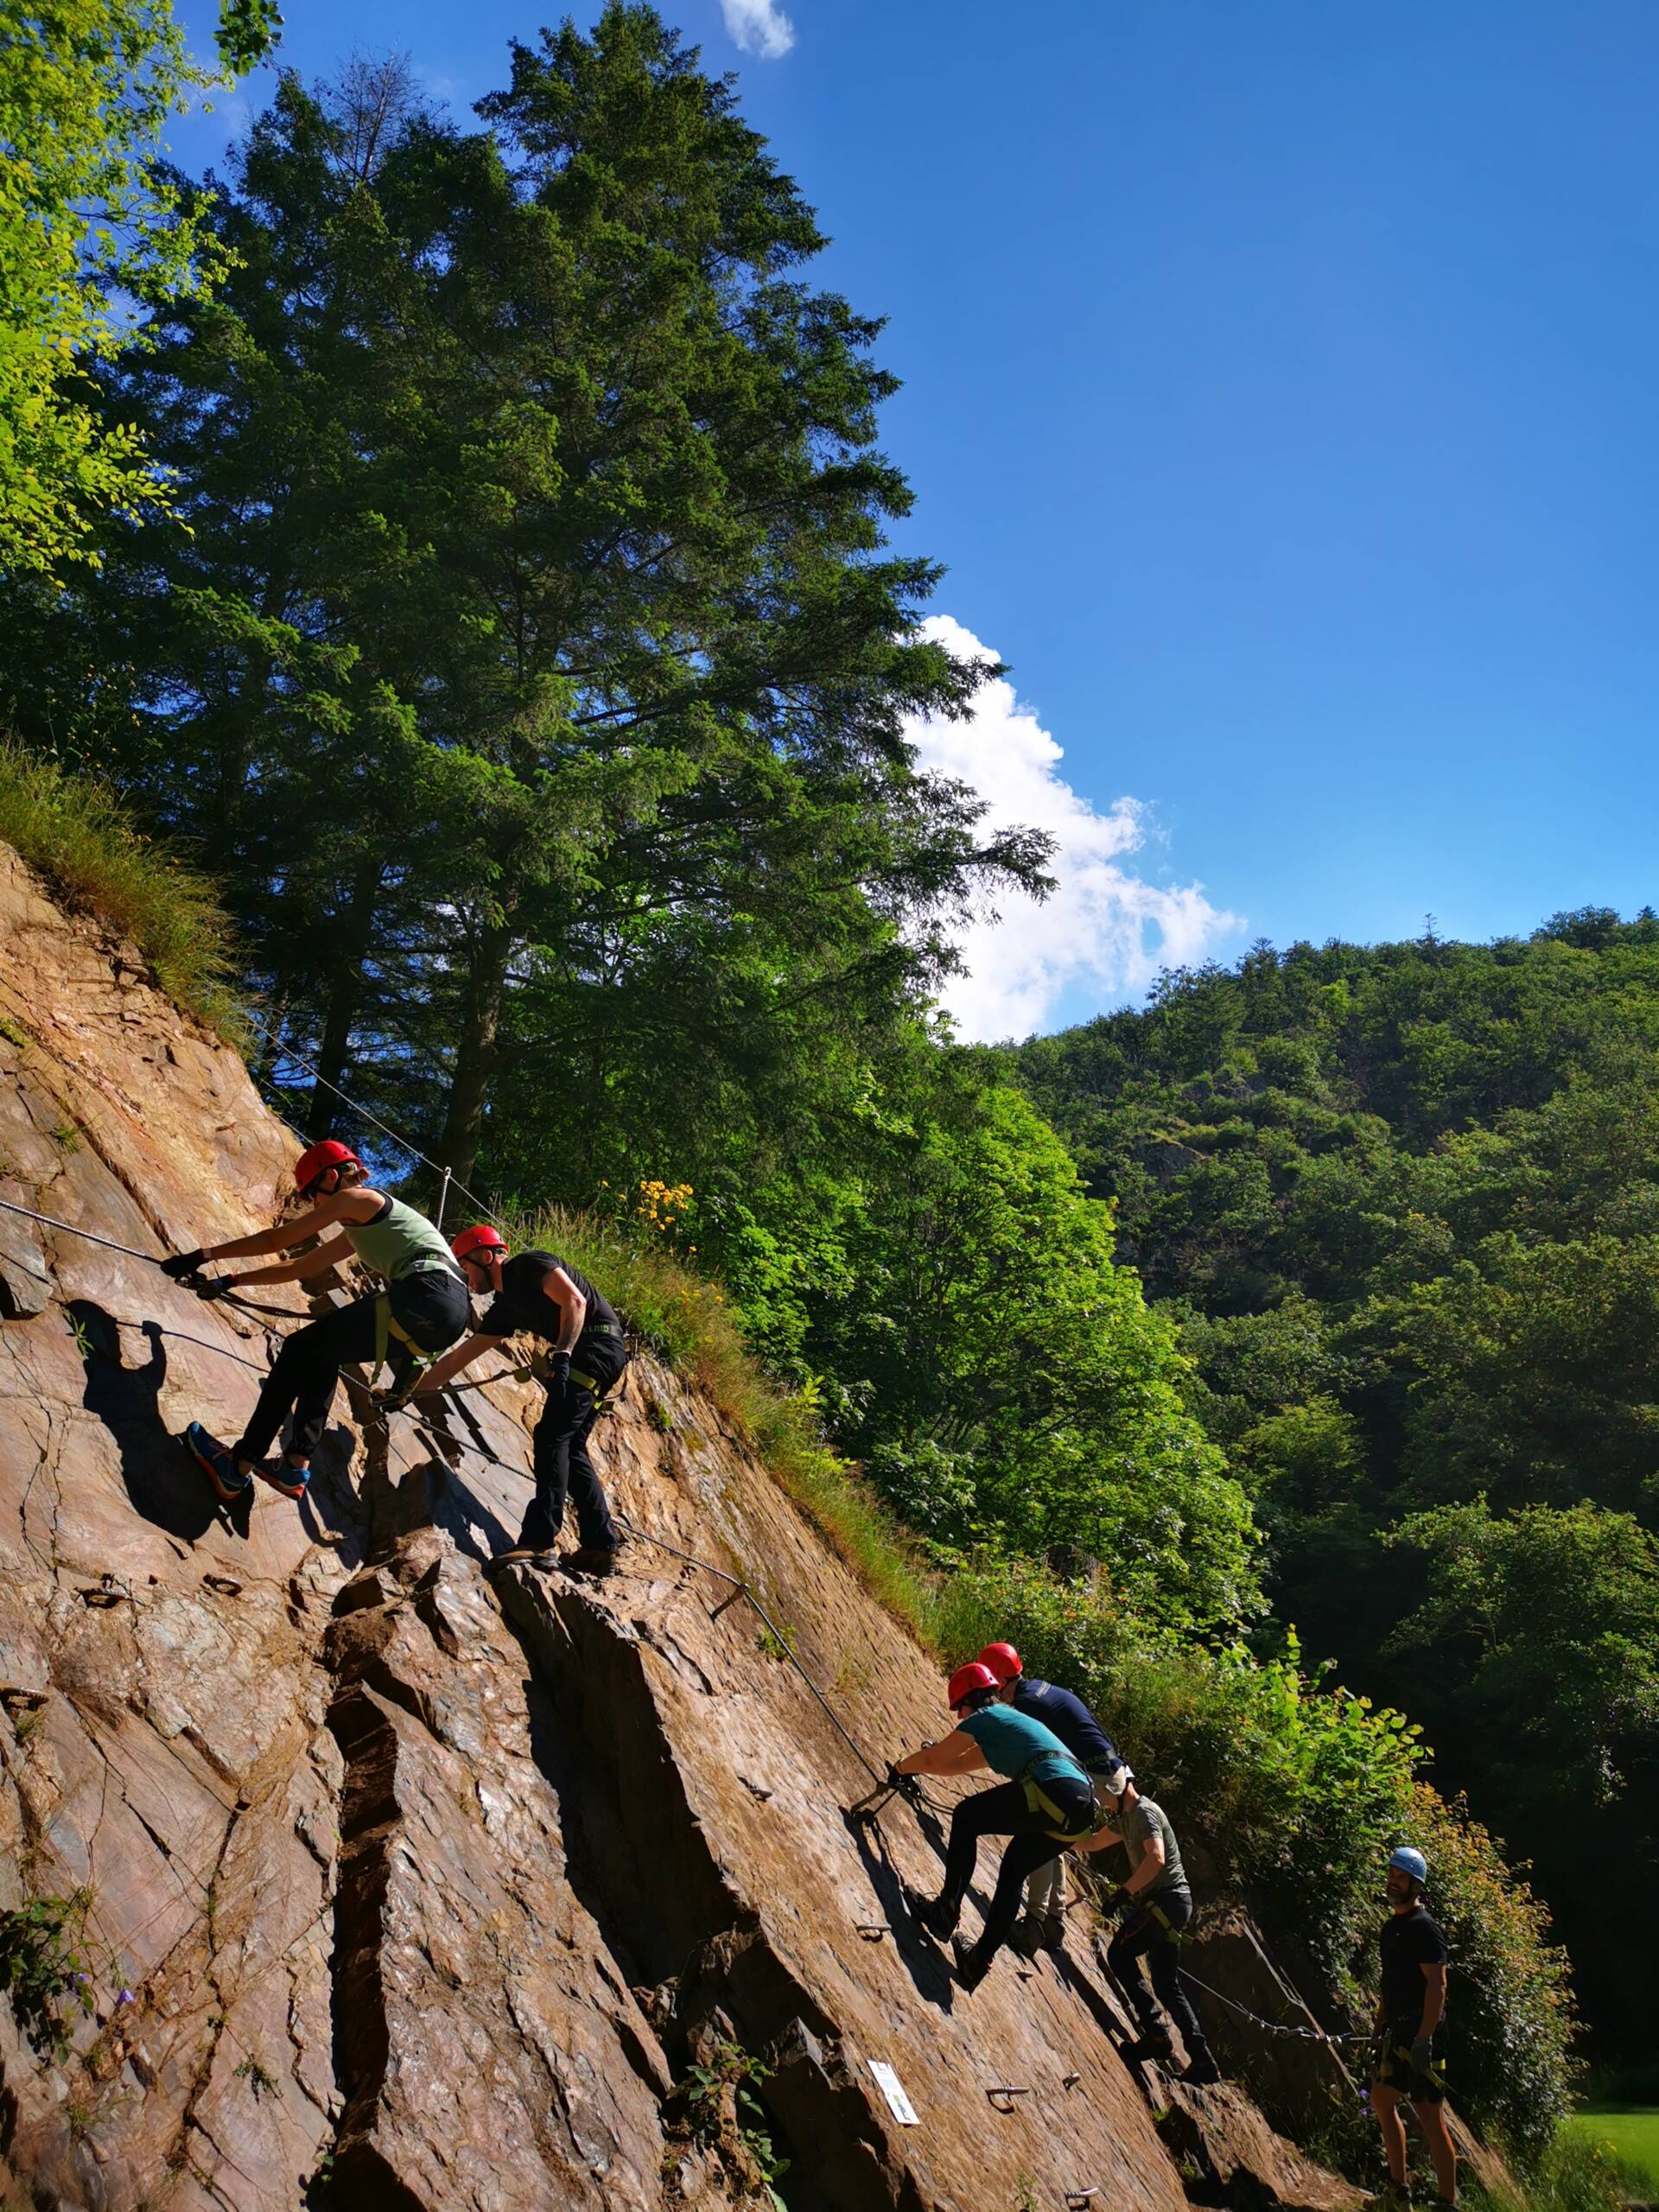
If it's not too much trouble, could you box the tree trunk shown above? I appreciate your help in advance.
[305,852,385,1137]
[435,902,516,1189]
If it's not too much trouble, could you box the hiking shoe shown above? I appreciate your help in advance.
[253,1457,310,1500]
[1181,2044,1223,2086]
[185,1422,251,1503]
[951,1935,992,1992]
[562,1546,622,1576]
[487,1548,558,1576]
[1126,2029,1175,2066]
[907,1890,958,1942]
[1040,1910,1066,1952]
[1008,1916,1045,1959]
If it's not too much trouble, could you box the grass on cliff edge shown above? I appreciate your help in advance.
[521,1205,936,1636]
[0,743,243,1038]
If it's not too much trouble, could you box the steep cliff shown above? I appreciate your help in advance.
[0,839,1362,2212]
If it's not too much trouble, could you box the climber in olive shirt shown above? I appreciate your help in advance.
[164,1140,470,1503]
[415,1226,629,1573]
[893,1662,1100,1991]
[1082,1764,1221,2085]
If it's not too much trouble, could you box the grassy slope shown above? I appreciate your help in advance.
[1564,2113,1659,2194]
[0,742,242,1036]
[527,1204,938,1637]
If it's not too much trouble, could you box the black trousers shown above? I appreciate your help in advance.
[1108,1886,1203,2046]
[517,1335,628,1553]
[234,1269,470,1464]
[941,1777,1096,1964]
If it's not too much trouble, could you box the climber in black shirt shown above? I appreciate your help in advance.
[415,1227,629,1574]
[1371,1846,1456,2206]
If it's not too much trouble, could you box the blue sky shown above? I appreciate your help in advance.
[171,0,1659,1037]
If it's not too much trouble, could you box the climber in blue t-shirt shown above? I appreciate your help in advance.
[890,1662,1099,1992]
[978,1642,1118,1954]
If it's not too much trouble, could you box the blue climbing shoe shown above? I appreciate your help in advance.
[252,1457,310,1500]
[185,1422,251,1503]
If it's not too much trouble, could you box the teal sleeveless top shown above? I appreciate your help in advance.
[345,1194,461,1283]
[958,1705,1087,1788]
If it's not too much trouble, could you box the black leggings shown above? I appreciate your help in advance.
[941,1776,1096,1964]
[517,1335,628,1552]
[1107,1886,1202,2045]
[233,1268,470,1465]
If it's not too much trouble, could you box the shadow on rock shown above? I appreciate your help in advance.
[68,1299,223,1543]
[422,1448,516,1566]
[844,1808,958,2012]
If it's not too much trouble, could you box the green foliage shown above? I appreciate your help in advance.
[674,2037,790,2209]
[234,2054,277,2098]
[0,1888,96,2058]
[1472,2126,1647,2212]
[0,0,278,577]
[1563,2110,1659,2197]
[1016,925,1659,2063]
[0,743,241,1032]
[516,1205,935,1631]
[705,1050,1261,1631]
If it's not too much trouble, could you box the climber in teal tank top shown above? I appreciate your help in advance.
[889,1662,1099,1993]
[161,1140,470,1507]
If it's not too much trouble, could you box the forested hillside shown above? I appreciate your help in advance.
[1017,916,1659,2066]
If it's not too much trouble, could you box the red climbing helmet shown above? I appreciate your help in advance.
[977,1643,1023,1683]
[947,1662,998,1711]
[452,1224,508,1265]
[294,1139,361,1196]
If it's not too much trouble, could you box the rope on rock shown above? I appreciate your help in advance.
[0,1193,158,1263]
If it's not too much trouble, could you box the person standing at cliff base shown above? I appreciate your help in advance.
[165,1141,470,1503]
[976,1641,1122,1955]
[1083,1763,1222,2084]
[892,1662,1099,1992]
[1370,1847,1456,2208]
[414,1226,630,1575]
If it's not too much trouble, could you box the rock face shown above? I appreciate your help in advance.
[0,838,1361,2212]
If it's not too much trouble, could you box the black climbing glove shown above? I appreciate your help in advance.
[193,1277,233,1301]
[548,1350,572,1390]
[1105,1886,1135,1922]
[160,1249,207,1281]
[1410,2034,1434,2072]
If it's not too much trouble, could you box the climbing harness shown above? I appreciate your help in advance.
[1018,1755,1099,1842]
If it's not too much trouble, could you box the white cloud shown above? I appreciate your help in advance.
[721,0,795,58]
[906,615,1242,1040]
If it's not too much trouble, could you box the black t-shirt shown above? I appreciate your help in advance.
[1380,1904,1447,2023]
[1012,1678,1120,1771]
[479,1251,621,1349]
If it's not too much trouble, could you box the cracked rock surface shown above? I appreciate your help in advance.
[1,840,1359,2212]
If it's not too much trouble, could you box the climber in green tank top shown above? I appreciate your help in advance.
[162,1140,470,1505]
